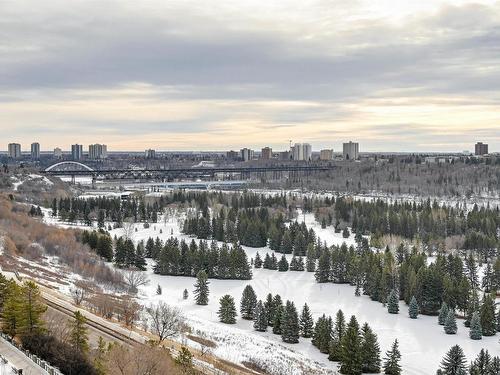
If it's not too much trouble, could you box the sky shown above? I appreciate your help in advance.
[1,0,500,152]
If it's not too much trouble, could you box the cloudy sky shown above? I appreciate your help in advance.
[1,0,499,152]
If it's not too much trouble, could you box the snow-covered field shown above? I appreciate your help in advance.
[98,211,498,375]
[37,195,500,375]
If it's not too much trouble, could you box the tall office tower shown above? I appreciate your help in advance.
[343,141,359,160]
[320,149,334,160]
[89,144,108,160]
[71,144,83,160]
[240,148,254,161]
[53,147,63,159]
[475,142,488,156]
[31,142,40,159]
[302,143,312,161]
[226,150,239,160]
[291,143,312,161]
[145,149,156,159]
[8,143,21,158]
[261,147,273,160]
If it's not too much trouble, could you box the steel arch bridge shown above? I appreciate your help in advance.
[44,161,94,172]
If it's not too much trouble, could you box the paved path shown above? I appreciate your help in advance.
[0,337,45,375]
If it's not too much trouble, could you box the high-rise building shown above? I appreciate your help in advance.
[89,144,108,160]
[145,149,156,159]
[71,144,83,160]
[53,147,63,159]
[291,143,312,161]
[261,147,273,160]
[31,142,40,159]
[475,142,488,156]
[240,148,254,161]
[8,143,21,159]
[320,149,334,161]
[343,141,359,160]
[226,150,239,160]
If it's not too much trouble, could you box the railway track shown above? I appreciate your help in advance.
[42,296,139,346]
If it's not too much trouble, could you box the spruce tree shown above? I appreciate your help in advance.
[193,270,210,305]
[299,303,314,338]
[156,284,162,295]
[361,323,381,374]
[134,242,147,270]
[254,252,263,268]
[469,311,482,340]
[272,304,284,334]
[278,255,289,271]
[439,345,467,375]
[329,309,346,361]
[387,289,399,314]
[183,289,188,300]
[240,285,257,320]
[313,315,331,353]
[479,293,496,336]
[70,311,89,354]
[253,300,268,332]
[306,244,316,272]
[469,349,492,375]
[264,293,274,326]
[438,302,449,325]
[271,294,283,328]
[408,296,419,319]
[340,315,362,375]
[281,301,299,344]
[444,310,457,335]
[218,295,237,324]
[383,339,402,375]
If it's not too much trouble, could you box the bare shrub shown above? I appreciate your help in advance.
[105,344,179,375]
[115,296,142,327]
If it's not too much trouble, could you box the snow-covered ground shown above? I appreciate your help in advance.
[38,198,500,375]
[10,174,53,191]
[0,357,16,375]
[99,211,499,375]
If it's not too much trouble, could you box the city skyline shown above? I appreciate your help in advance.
[1,0,500,151]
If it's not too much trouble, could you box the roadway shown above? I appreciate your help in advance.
[0,336,46,375]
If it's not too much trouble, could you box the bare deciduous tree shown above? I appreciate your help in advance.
[145,302,184,342]
[123,268,149,294]
[116,296,142,327]
[122,217,135,240]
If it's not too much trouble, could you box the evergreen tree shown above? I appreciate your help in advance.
[444,310,457,335]
[299,303,314,338]
[183,289,189,300]
[306,244,316,272]
[387,289,399,314]
[438,302,449,325]
[96,234,113,262]
[218,295,237,324]
[479,293,496,336]
[240,285,257,320]
[70,311,89,354]
[465,289,480,327]
[156,284,162,295]
[313,314,332,354]
[383,339,402,375]
[253,300,268,332]
[340,315,362,375]
[469,311,482,340]
[17,281,46,335]
[329,309,346,361]
[264,293,274,326]
[272,304,284,335]
[281,301,299,344]
[469,349,493,375]
[439,345,467,375]
[408,296,419,319]
[254,252,263,268]
[278,255,289,272]
[193,270,210,305]
[315,251,330,283]
[361,323,381,374]
[134,241,147,270]
[93,336,108,375]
